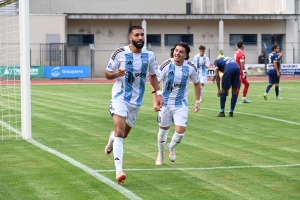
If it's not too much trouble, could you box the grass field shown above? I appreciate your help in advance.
[0,81,300,200]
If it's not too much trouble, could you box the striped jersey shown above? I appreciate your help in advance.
[192,54,210,77]
[156,58,199,108]
[106,45,157,106]
[267,52,279,74]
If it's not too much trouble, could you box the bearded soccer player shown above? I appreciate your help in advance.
[104,25,163,184]
[234,41,251,103]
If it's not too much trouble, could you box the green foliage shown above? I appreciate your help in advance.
[0,82,300,200]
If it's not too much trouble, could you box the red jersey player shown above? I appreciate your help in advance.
[234,41,251,103]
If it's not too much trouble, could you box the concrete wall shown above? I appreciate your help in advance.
[29,0,186,14]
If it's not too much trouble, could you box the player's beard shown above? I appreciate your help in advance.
[132,40,144,49]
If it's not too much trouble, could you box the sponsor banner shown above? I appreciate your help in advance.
[44,66,90,78]
[0,66,44,78]
[245,64,265,76]
[280,64,300,75]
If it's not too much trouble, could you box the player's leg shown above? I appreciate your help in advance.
[242,78,251,103]
[229,68,240,116]
[156,107,172,165]
[200,76,207,101]
[217,70,230,117]
[167,107,188,162]
[263,73,274,100]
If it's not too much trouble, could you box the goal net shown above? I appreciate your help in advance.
[0,0,30,140]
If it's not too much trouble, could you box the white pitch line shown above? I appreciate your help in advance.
[95,164,300,173]
[0,120,142,200]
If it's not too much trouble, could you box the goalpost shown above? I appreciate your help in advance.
[0,0,31,140]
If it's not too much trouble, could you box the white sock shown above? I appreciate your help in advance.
[169,132,185,149]
[200,86,204,100]
[113,137,123,175]
[111,131,115,142]
[157,128,169,155]
[242,97,246,100]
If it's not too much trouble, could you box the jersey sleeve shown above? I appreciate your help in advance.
[190,64,200,84]
[148,52,158,75]
[156,59,171,83]
[106,50,121,72]
[206,57,210,68]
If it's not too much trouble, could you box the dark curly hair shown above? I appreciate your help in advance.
[170,42,190,60]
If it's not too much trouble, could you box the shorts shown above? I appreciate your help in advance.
[157,106,188,127]
[109,100,140,127]
[268,71,280,84]
[199,75,207,85]
[222,67,240,89]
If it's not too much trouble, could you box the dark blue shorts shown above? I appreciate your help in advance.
[222,66,240,89]
[268,71,280,84]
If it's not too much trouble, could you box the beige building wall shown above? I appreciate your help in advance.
[29,0,185,14]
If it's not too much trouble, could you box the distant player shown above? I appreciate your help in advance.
[214,57,240,117]
[192,45,210,102]
[263,45,282,100]
[234,41,251,103]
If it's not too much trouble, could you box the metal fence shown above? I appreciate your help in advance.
[31,42,300,78]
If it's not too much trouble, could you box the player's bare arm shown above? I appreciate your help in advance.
[215,68,221,97]
[105,68,126,80]
[193,81,201,112]
[273,61,280,77]
[149,74,164,111]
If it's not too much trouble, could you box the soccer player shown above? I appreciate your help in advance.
[234,41,251,103]
[192,45,210,101]
[152,42,201,165]
[263,45,282,100]
[212,50,224,83]
[104,25,164,184]
[214,57,240,117]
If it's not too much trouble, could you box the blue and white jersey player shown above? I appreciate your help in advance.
[192,45,210,102]
[152,42,201,166]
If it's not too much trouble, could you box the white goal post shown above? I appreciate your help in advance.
[0,0,31,140]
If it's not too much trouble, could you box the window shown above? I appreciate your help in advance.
[229,34,257,46]
[165,34,193,46]
[147,34,161,46]
[67,34,94,45]
[186,3,192,14]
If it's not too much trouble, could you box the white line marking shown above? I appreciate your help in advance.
[0,120,142,200]
[95,164,300,173]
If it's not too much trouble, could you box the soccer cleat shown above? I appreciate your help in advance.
[104,131,114,155]
[116,171,127,184]
[276,97,282,100]
[167,143,176,162]
[216,112,225,117]
[242,99,251,103]
[236,100,242,104]
[155,153,164,165]
[263,93,268,100]
[229,112,233,117]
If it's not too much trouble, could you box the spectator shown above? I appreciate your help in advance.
[258,51,266,64]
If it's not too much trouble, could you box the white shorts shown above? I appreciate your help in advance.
[157,106,188,127]
[109,100,140,127]
[199,75,207,85]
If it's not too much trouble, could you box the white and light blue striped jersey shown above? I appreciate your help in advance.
[157,58,199,108]
[192,54,210,77]
[106,45,157,106]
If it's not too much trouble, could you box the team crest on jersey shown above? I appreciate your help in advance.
[142,60,149,67]
[183,73,188,77]
[108,63,112,68]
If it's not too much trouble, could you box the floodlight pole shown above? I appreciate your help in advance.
[20,0,32,139]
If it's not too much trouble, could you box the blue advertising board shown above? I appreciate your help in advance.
[44,66,90,78]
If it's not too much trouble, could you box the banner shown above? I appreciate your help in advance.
[0,66,44,78]
[245,64,265,76]
[44,66,90,78]
[280,64,300,75]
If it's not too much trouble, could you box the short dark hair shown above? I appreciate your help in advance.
[199,45,206,51]
[128,25,143,35]
[237,41,244,48]
[170,42,190,60]
[272,44,278,51]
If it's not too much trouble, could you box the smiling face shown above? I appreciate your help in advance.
[129,29,145,50]
[173,45,187,66]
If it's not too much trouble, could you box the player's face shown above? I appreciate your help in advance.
[275,47,280,53]
[129,29,145,49]
[199,50,205,56]
[173,46,187,65]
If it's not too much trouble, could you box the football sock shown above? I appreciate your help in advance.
[169,132,185,149]
[275,86,279,97]
[266,85,272,93]
[200,86,204,99]
[157,128,169,155]
[113,137,123,174]
[230,94,237,112]
[220,92,226,111]
[243,79,249,97]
